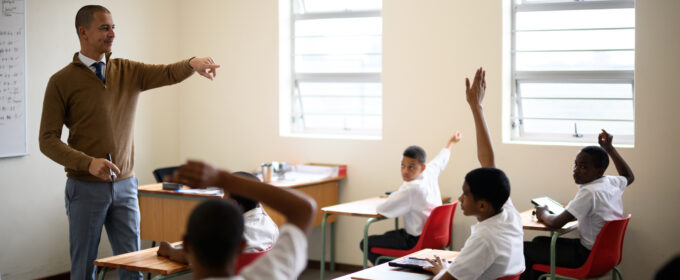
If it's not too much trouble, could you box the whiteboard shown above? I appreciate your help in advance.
[0,0,27,158]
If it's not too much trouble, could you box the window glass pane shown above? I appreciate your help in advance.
[517,0,628,4]
[522,119,634,136]
[296,0,381,14]
[300,97,381,115]
[295,55,381,73]
[302,115,381,131]
[520,99,634,120]
[298,82,381,97]
[519,83,632,99]
[516,9,634,30]
[296,18,381,37]
[296,35,381,55]
[516,29,633,51]
[516,50,633,71]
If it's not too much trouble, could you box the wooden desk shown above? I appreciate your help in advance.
[94,242,189,280]
[320,196,451,280]
[333,249,459,280]
[520,209,578,280]
[138,175,345,242]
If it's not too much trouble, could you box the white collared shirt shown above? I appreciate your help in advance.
[243,206,279,252]
[204,224,308,280]
[565,176,627,250]
[78,52,106,80]
[438,199,525,280]
[377,148,450,236]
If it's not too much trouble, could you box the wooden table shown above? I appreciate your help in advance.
[138,175,345,242]
[94,242,188,280]
[333,249,459,280]
[319,196,451,280]
[520,209,578,280]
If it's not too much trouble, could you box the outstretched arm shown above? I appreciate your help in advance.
[599,129,634,185]
[170,160,316,233]
[445,131,462,150]
[466,67,494,168]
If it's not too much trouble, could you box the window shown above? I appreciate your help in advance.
[510,0,635,145]
[280,0,382,139]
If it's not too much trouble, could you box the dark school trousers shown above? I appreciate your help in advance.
[359,229,420,265]
[521,236,591,280]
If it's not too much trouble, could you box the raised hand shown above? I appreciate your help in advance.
[189,57,220,80]
[446,131,462,149]
[598,129,614,152]
[89,157,120,181]
[465,67,486,107]
[169,160,221,188]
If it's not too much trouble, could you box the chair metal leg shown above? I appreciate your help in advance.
[394,217,399,230]
[375,255,397,265]
[613,267,623,280]
[363,217,386,268]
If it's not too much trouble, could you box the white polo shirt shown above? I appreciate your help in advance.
[243,206,279,252]
[205,224,308,280]
[436,199,525,280]
[565,176,627,250]
[377,148,450,236]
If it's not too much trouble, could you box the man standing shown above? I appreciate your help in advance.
[38,5,219,279]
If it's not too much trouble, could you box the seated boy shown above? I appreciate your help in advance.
[168,160,316,279]
[424,67,525,279]
[359,132,461,264]
[157,172,279,263]
[522,129,634,280]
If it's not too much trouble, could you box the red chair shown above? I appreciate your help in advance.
[234,247,271,274]
[533,214,631,280]
[369,202,458,263]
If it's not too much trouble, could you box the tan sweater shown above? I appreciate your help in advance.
[39,52,194,181]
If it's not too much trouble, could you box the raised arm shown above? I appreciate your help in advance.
[170,160,317,233]
[598,129,634,185]
[466,67,495,168]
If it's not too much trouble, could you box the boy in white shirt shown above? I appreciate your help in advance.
[157,172,279,262]
[425,67,525,280]
[166,161,316,280]
[360,133,461,264]
[522,130,634,280]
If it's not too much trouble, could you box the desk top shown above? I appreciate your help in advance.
[334,249,459,280]
[322,196,452,218]
[520,209,578,232]
[93,242,187,275]
[138,175,346,198]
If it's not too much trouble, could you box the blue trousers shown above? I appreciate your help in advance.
[65,176,143,280]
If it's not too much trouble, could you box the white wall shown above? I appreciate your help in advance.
[0,0,182,278]
[1,0,679,279]
[175,0,680,279]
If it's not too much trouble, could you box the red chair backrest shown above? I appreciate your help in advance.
[412,202,458,250]
[234,247,271,274]
[580,214,631,276]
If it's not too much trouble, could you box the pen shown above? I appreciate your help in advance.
[106,153,115,182]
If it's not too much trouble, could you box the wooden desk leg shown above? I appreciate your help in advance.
[96,267,109,280]
[321,213,330,280]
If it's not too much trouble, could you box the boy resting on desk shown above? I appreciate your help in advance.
[157,171,279,263]
[425,68,525,280]
[167,161,316,280]
[359,131,461,264]
[521,130,634,280]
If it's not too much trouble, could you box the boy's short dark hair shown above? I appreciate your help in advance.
[403,145,427,164]
[185,199,244,269]
[231,171,260,212]
[465,167,510,213]
[580,146,610,170]
[75,5,110,31]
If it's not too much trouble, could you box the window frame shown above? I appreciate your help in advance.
[280,1,382,139]
[509,0,636,145]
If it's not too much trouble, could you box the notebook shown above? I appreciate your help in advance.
[531,196,566,214]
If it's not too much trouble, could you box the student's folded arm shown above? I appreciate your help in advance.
[376,188,413,218]
[219,170,317,233]
[539,210,576,229]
